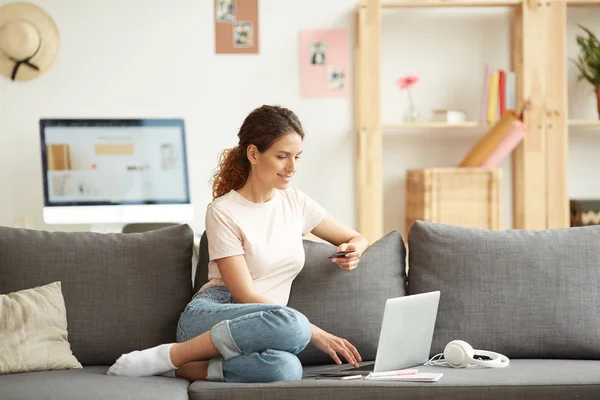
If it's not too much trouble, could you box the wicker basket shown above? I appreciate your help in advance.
[405,168,501,237]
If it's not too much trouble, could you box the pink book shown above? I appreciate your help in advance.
[480,120,526,168]
[498,69,506,116]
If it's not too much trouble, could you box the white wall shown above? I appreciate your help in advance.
[0,0,358,234]
[1,0,598,236]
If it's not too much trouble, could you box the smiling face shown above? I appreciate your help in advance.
[249,131,303,190]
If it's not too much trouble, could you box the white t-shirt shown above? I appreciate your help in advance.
[201,187,327,306]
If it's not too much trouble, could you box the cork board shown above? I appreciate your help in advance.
[215,0,259,54]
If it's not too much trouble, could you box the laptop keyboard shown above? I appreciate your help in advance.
[344,364,374,372]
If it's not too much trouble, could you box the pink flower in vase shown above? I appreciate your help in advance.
[395,75,420,122]
[395,75,419,89]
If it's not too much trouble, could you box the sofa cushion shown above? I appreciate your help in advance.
[194,230,407,365]
[0,225,194,365]
[407,221,600,359]
[0,281,82,374]
[193,231,210,293]
[289,231,407,365]
[0,366,189,400]
[185,360,600,400]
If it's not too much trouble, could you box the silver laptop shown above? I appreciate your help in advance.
[308,291,440,376]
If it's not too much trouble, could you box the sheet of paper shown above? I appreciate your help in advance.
[365,372,443,382]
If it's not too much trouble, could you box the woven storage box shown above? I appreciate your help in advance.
[405,168,501,237]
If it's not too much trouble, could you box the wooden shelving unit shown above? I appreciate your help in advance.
[568,120,600,127]
[382,123,490,138]
[354,0,600,243]
[568,0,600,6]
[381,1,522,8]
[383,122,489,130]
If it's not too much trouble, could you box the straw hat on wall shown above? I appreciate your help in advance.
[0,2,59,81]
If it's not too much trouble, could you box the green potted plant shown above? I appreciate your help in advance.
[573,24,600,119]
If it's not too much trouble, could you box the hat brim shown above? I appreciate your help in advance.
[0,2,60,81]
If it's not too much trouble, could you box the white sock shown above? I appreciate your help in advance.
[107,343,176,377]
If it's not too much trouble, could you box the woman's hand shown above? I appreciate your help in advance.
[310,324,362,367]
[330,243,361,271]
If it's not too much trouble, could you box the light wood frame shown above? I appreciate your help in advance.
[353,0,598,243]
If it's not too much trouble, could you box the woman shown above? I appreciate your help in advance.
[107,105,369,382]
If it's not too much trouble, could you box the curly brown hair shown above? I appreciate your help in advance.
[210,105,305,200]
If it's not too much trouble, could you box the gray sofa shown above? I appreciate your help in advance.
[1,221,600,399]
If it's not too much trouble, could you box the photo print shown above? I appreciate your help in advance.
[216,0,235,22]
[234,21,253,47]
[328,68,345,91]
[310,42,326,65]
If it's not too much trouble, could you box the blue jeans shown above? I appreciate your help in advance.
[176,286,312,383]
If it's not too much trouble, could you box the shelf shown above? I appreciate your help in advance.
[379,0,600,8]
[381,0,522,8]
[382,120,600,132]
[383,121,489,130]
[382,122,490,137]
[567,0,600,7]
[568,120,600,127]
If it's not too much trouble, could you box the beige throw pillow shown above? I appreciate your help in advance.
[0,281,82,374]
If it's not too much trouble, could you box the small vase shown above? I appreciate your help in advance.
[404,106,420,123]
[403,89,420,123]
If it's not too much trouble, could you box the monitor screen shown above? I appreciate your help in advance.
[39,118,193,225]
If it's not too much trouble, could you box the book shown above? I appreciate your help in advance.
[480,68,517,123]
[487,72,499,124]
[498,69,506,117]
[505,71,516,110]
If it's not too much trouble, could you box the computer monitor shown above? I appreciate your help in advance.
[39,118,194,225]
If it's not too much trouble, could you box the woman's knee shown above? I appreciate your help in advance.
[264,350,303,381]
[256,350,303,382]
[271,307,312,353]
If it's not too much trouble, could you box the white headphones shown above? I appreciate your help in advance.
[427,340,510,369]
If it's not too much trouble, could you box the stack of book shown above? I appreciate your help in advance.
[480,66,517,125]
[456,66,526,168]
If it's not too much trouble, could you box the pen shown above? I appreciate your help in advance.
[368,368,418,378]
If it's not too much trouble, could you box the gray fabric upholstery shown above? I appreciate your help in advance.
[0,225,194,365]
[122,223,178,233]
[186,360,600,400]
[193,231,210,294]
[407,221,600,359]
[289,231,407,365]
[194,230,407,366]
[0,366,189,400]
